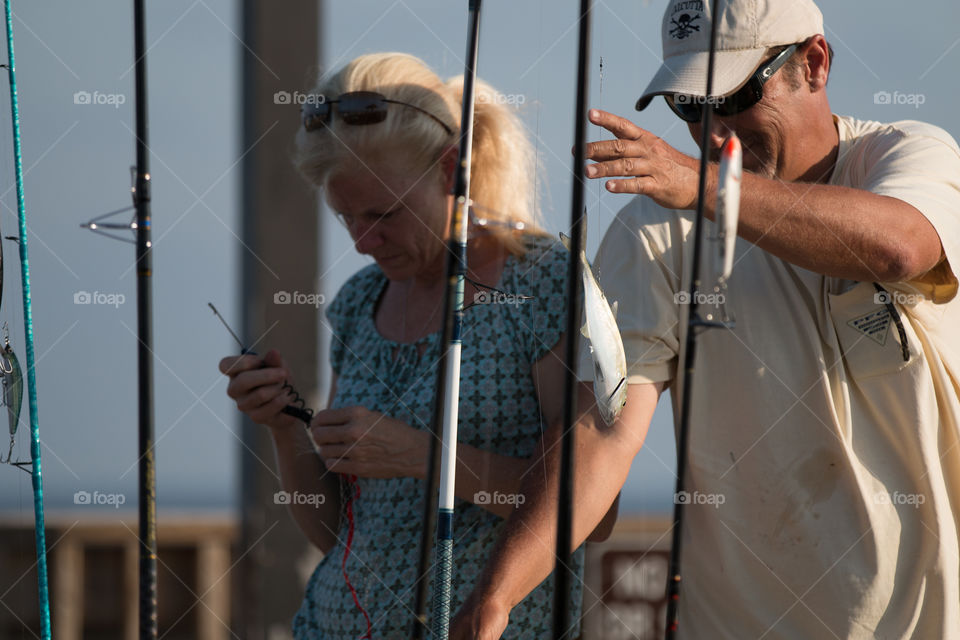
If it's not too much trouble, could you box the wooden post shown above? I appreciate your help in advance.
[52,535,83,640]
[239,1,322,638]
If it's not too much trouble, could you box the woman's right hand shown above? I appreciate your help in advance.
[219,349,298,430]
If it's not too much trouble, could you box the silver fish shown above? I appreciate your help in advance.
[561,233,628,425]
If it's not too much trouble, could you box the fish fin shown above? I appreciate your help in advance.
[581,322,591,340]
[610,300,618,319]
[559,232,571,251]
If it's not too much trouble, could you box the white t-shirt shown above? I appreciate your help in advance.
[582,115,960,639]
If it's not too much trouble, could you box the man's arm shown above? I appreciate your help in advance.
[584,110,944,283]
[450,380,664,639]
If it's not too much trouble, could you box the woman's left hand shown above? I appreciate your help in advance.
[309,406,429,479]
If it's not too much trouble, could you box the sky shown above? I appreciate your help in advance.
[1,0,959,517]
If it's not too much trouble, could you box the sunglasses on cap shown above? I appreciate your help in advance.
[301,90,454,135]
[665,43,800,123]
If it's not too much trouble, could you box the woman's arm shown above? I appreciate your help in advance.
[220,351,342,552]
[310,334,622,531]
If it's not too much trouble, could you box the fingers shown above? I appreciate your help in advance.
[309,423,352,446]
[311,407,361,427]
[588,108,647,141]
[225,366,288,400]
[586,157,652,180]
[262,349,286,369]
[242,386,293,424]
[585,138,647,163]
[603,177,657,195]
[218,353,263,376]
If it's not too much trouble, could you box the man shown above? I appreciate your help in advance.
[452,0,960,638]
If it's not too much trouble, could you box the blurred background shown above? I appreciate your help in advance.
[0,0,958,638]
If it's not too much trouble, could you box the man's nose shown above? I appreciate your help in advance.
[707,118,734,153]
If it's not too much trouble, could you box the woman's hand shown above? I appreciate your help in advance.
[219,349,298,430]
[449,589,511,640]
[309,407,429,479]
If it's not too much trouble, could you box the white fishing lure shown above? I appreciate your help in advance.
[715,134,742,282]
[561,233,628,425]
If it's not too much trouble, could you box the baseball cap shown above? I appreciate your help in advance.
[636,0,824,111]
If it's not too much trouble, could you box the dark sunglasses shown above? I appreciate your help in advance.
[665,43,800,123]
[301,90,454,135]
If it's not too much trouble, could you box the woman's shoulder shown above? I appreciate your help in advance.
[508,233,569,285]
[328,263,385,320]
[516,233,567,267]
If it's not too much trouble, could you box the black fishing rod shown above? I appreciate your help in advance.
[665,0,722,636]
[133,0,158,637]
[553,0,591,637]
[411,1,483,638]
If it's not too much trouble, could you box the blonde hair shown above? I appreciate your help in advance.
[294,52,544,254]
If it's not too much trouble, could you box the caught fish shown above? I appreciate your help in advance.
[560,232,628,425]
[715,133,742,282]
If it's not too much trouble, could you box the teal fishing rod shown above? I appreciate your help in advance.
[411,1,483,638]
[3,1,51,636]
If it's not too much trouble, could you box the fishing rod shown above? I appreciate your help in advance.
[411,2,483,638]
[553,0,591,637]
[132,0,159,635]
[665,0,723,636]
[2,0,51,636]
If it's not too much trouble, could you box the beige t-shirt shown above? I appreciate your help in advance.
[582,115,960,639]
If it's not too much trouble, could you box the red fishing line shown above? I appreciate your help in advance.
[341,474,372,639]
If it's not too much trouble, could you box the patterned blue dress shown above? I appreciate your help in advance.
[292,235,584,639]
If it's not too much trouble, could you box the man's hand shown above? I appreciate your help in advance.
[584,109,703,209]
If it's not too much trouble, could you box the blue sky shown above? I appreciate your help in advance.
[1,0,958,515]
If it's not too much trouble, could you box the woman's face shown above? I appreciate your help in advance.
[326,156,451,282]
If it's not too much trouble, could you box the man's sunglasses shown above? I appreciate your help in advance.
[665,43,800,123]
[301,90,454,135]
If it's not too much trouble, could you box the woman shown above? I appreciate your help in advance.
[220,52,603,638]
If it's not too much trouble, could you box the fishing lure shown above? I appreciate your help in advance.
[0,325,23,466]
[704,133,742,326]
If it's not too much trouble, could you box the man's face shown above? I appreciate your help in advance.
[688,63,806,180]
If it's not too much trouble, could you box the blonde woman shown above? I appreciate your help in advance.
[221,53,603,638]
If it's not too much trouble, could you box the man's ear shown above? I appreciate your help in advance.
[803,34,831,91]
[439,144,459,192]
